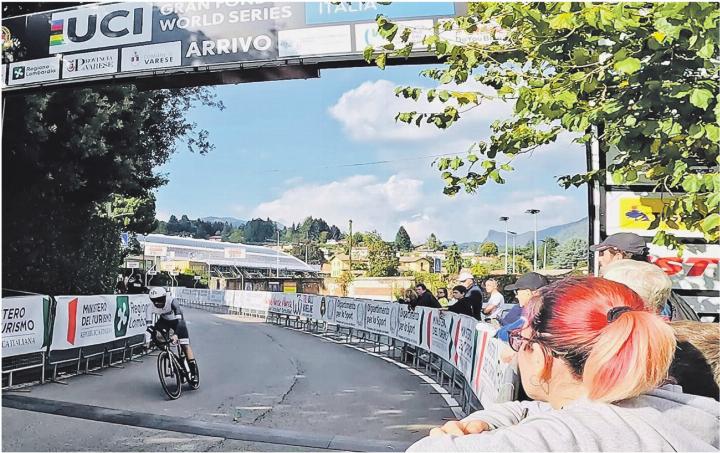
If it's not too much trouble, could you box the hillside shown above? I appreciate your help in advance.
[483,217,588,249]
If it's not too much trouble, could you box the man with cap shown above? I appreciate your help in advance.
[496,272,550,342]
[457,271,483,320]
[590,232,649,272]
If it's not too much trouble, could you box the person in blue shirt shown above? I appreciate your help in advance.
[496,272,549,342]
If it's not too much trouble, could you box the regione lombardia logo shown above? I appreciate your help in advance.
[130,51,140,66]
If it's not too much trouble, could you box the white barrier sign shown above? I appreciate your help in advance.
[335,299,358,328]
[2,295,50,357]
[364,302,391,335]
[394,305,423,346]
[51,294,150,350]
[426,309,452,361]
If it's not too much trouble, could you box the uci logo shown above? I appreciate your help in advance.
[49,3,152,54]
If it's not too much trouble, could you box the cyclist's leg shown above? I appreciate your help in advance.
[174,319,193,359]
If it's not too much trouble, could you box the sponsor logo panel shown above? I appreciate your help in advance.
[8,56,61,85]
[121,41,181,71]
[278,25,351,57]
[354,20,433,52]
[62,49,119,79]
[305,2,455,25]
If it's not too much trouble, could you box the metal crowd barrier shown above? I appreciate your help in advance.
[3,336,148,390]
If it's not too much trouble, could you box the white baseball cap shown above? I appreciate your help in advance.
[457,271,474,282]
[149,287,166,300]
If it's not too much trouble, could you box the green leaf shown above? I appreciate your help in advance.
[706,124,720,142]
[614,57,641,75]
[376,53,387,70]
[689,89,713,110]
[555,91,578,108]
[363,45,374,62]
[549,12,575,30]
[697,40,715,60]
[701,213,720,233]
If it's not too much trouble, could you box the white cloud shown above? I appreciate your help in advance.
[328,79,513,143]
[250,172,585,244]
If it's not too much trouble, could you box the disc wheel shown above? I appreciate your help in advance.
[157,351,182,399]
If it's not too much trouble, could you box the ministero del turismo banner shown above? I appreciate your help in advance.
[173,288,519,408]
[2,295,53,357]
[1,2,463,89]
[51,294,151,350]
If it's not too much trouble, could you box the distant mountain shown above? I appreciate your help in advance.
[201,216,246,227]
[483,217,588,249]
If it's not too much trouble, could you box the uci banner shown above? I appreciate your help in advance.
[51,294,150,350]
[2,295,52,357]
[2,2,460,90]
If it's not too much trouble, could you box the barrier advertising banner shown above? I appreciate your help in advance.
[334,298,360,328]
[51,294,150,350]
[364,301,391,336]
[392,304,423,346]
[2,295,52,357]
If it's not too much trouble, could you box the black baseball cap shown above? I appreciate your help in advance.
[505,272,549,291]
[589,232,647,254]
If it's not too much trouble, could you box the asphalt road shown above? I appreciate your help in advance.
[2,307,453,451]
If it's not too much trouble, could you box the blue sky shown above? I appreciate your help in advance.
[155,64,587,243]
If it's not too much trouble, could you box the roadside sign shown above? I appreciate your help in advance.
[126,262,140,269]
[120,232,129,248]
[147,270,157,276]
[193,275,202,280]
[169,271,179,276]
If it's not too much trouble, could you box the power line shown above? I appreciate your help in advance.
[263,151,464,174]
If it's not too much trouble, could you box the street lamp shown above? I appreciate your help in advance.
[508,231,517,274]
[540,239,548,270]
[525,209,541,271]
[499,217,509,274]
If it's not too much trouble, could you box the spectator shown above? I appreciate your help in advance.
[496,272,549,342]
[602,259,672,317]
[398,288,419,310]
[670,321,720,401]
[126,274,146,294]
[447,285,473,317]
[415,283,442,309]
[408,277,719,452]
[482,279,505,322]
[436,288,450,308]
[602,259,717,400]
[115,275,127,294]
[590,232,649,272]
[456,271,483,320]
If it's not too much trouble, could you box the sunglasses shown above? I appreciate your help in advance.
[508,329,568,357]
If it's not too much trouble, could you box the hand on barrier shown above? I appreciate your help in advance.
[429,419,491,437]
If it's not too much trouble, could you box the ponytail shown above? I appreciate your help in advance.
[533,277,677,403]
[583,310,676,402]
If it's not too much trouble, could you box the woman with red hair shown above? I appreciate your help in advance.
[409,277,719,451]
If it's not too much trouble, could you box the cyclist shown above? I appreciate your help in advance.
[145,287,198,384]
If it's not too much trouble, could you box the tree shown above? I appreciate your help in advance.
[290,243,326,265]
[445,243,463,275]
[553,238,590,269]
[540,237,560,268]
[366,235,399,277]
[395,226,413,251]
[2,82,223,294]
[479,241,499,257]
[227,229,245,243]
[367,3,719,249]
[426,233,441,251]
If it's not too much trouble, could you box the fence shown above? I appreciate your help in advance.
[170,288,520,413]
[2,293,152,389]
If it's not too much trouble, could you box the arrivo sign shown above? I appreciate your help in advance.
[1,2,462,90]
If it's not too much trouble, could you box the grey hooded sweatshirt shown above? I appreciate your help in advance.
[408,385,720,451]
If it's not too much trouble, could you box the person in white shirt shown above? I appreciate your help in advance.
[482,279,505,322]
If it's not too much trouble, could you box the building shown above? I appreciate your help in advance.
[135,234,322,293]
[398,256,435,273]
[328,254,369,278]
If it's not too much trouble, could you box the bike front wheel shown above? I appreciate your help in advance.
[157,351,182,399]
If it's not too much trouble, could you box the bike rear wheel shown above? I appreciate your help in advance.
[157,351,182,399]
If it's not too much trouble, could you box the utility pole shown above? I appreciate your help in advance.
[499,216,509,274]
[526,209,540,271]
[509,231,517,274]
[276,228,280,278]
[305,229,309,264]
[348,219,353,275]
[541,239,548,270]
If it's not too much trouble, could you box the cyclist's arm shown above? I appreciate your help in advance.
[462,400,550,429]
[170,299,184,320]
